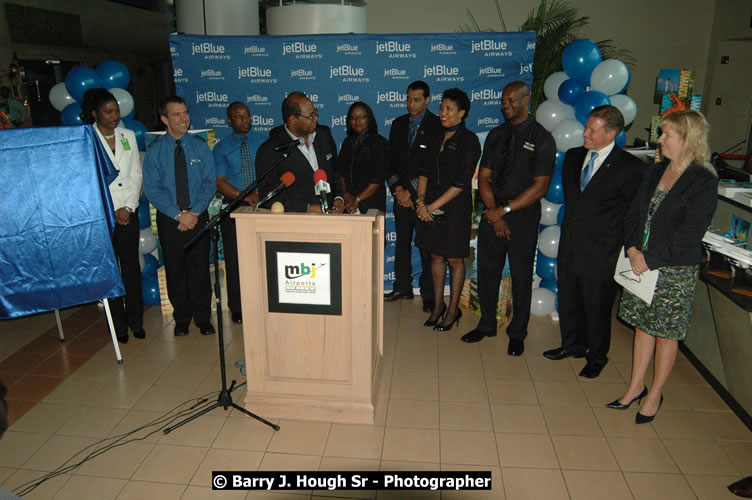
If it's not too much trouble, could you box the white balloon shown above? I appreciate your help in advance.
[138,251,145,272]
[551,119,585,152]
[109,88,135,117]
[538,225,561,258]
[49,82,75,112]
[543,71,569,101]
[590,59,630,96]
[531,288,556,316]
[610,94,637,126]
[535,99,576,132]
[540,199,562,226]
[533,275,542,289]
[139,228,157,254]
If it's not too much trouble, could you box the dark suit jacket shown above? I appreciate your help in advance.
[624,161,717,269]
[386,110,442,197]
[558,145,645,277]
[256,125,343,213]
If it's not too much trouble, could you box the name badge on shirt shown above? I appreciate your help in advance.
[523,141,535,152]
[120,137,131,151]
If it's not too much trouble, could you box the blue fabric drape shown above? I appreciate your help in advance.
[0,125,125,318]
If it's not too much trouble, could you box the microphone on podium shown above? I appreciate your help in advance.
[313,169,330,214]
[257,172,295,208]
[274,138,304,152]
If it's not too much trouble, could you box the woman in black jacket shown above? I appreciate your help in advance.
[336,102,387,214]
[608,110,717,423]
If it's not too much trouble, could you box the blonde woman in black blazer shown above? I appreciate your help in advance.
[608,110,717,423]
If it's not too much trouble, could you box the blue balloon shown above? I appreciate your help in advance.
[557,204,566,226]
[557,79,585,106]
[540,279,558,296]
[142,274,161,306]
[546,168,564,204]
[562,39,603,87]
[138,202,151,229]
[615,129,627,148]
[536,251,557,281]
[142,253,158,277]
[573,91,610,125]
[96,60,130,90]
[554,150,565,172]
[61,102,83,126]
[121,119,147,151]
[65,67,105,102]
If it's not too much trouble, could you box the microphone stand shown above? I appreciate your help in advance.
[164,151,292,435]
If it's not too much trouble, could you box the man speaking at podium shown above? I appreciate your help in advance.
[257,91,344,213]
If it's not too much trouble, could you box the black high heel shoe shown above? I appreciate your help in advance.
[434,309,462,332]
[605,386,648,410]
[635,395,663,424]
[424,303,446,327]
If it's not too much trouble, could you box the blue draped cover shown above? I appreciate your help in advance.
[0,125,125,318]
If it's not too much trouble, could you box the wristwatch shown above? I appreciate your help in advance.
[124,207,133,214]
[503,205,512,214]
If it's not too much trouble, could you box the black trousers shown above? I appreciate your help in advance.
[156,211,212,325]
[476,219,538,339]
[109,211,143,335]
[220,208,244,314]
[557,261,617,365]
[392,202,434,300]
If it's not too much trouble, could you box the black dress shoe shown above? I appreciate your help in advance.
[542,347,585,360]
[461,328,496,343]
[605,386,648,409]
[132,329,146,340]
[508,339,525,356]
[174,323,190,336]
[434,309,462,332]
[635,395,663,424]
[423,303,446,327]
[116,334,129,344]
[384,289,414,301]
[231,312,242,324]
[727,476,752,498]
[197,322,216,335]
[579,361,607,379]
[422,301,435,313]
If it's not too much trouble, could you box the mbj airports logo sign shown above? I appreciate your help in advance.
[277,252,331,305]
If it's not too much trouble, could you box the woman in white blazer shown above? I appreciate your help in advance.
[81,88,145,343]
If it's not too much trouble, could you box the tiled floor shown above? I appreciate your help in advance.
[0,299,750,499]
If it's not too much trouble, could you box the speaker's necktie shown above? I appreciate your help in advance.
[580,151,598,192]
[408,120,417,148]
[175,139,190,210]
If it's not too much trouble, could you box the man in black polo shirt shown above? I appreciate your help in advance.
[461,81,555,356]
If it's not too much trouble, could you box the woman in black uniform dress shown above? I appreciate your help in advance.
[415,88,481,331]
[336,102,388,213]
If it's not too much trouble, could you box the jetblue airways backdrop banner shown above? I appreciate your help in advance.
[170,32,536,290]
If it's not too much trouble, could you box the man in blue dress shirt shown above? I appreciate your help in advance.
[213,101,266,324]
[143,96,217,337]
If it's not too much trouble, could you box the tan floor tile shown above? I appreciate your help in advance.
[317,456,379,499]
[534,381,589,406]
[697,411,752,440]
[592,407,658,438]
[646,409,710,439]
[389,375,438,401]
[157,414,226,447]
[267,420,331,455]
[563,470,632,500]
[440,463,504,500]
[496,432,558,468]
[115,480,185,499]
[440,430,498,466]
[675,385,731,411]
[623,472,694,500]
[106,410,166,444]
[439,377,488,402]
[57,406,128,438]
[8,402,79,434]
[542,406,602,436]
[75,441,154,479]
[438,352,484,378]
[3,468,70,500]
[663,438,740,475]
[581,382,628,408]
[190,448,263,486]
[685,474,746,500]
[501,467,568,500]
[22,435,99,472]
[393,352,437,377]
[485,379,537,405]
[174,345,221,365]
[154,360,213,387]
[381,428,439,463]
[655,384,692,410]
[551,435,619,471]
[324,424,384,460]
[258,451,321,471]
[386,399,438,429]
[526,359,577,382]
[69,357,124,381]
[51,475,127,500]
[489,404,547,434]
[131,384,198,412]
[439,401,493,431]
[0,467,14,483]
[373,395,388,427]
[607,341,635,363]
[41,377,107,405]
[241,490,294,499]
[395,329,438,354]
[608,437,679,473]
[132,444,207,484]
[482,356,530,380]
[718,440,752,475]
[129,341,186,362]
[86,380,152,409]
[212,414,276,451]
[668,362,709,385]
[378,460,440,500]
[114,359,169,383]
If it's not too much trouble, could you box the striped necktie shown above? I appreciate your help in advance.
[240,138,255,188]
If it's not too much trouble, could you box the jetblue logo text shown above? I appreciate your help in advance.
[329,65,369,82]
[283,42,322,59]
[423,65,464,82]
[192,42,229,59]
[238,66,277,83]
[471,40,512,56]
[375,41,415,58]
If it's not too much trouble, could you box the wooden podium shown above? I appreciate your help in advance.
[232,208,384,424]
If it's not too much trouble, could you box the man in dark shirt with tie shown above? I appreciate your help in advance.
[143,96,217,337]
[461,81,555,356]
[214,102,266,324]
[385,80,442,311]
